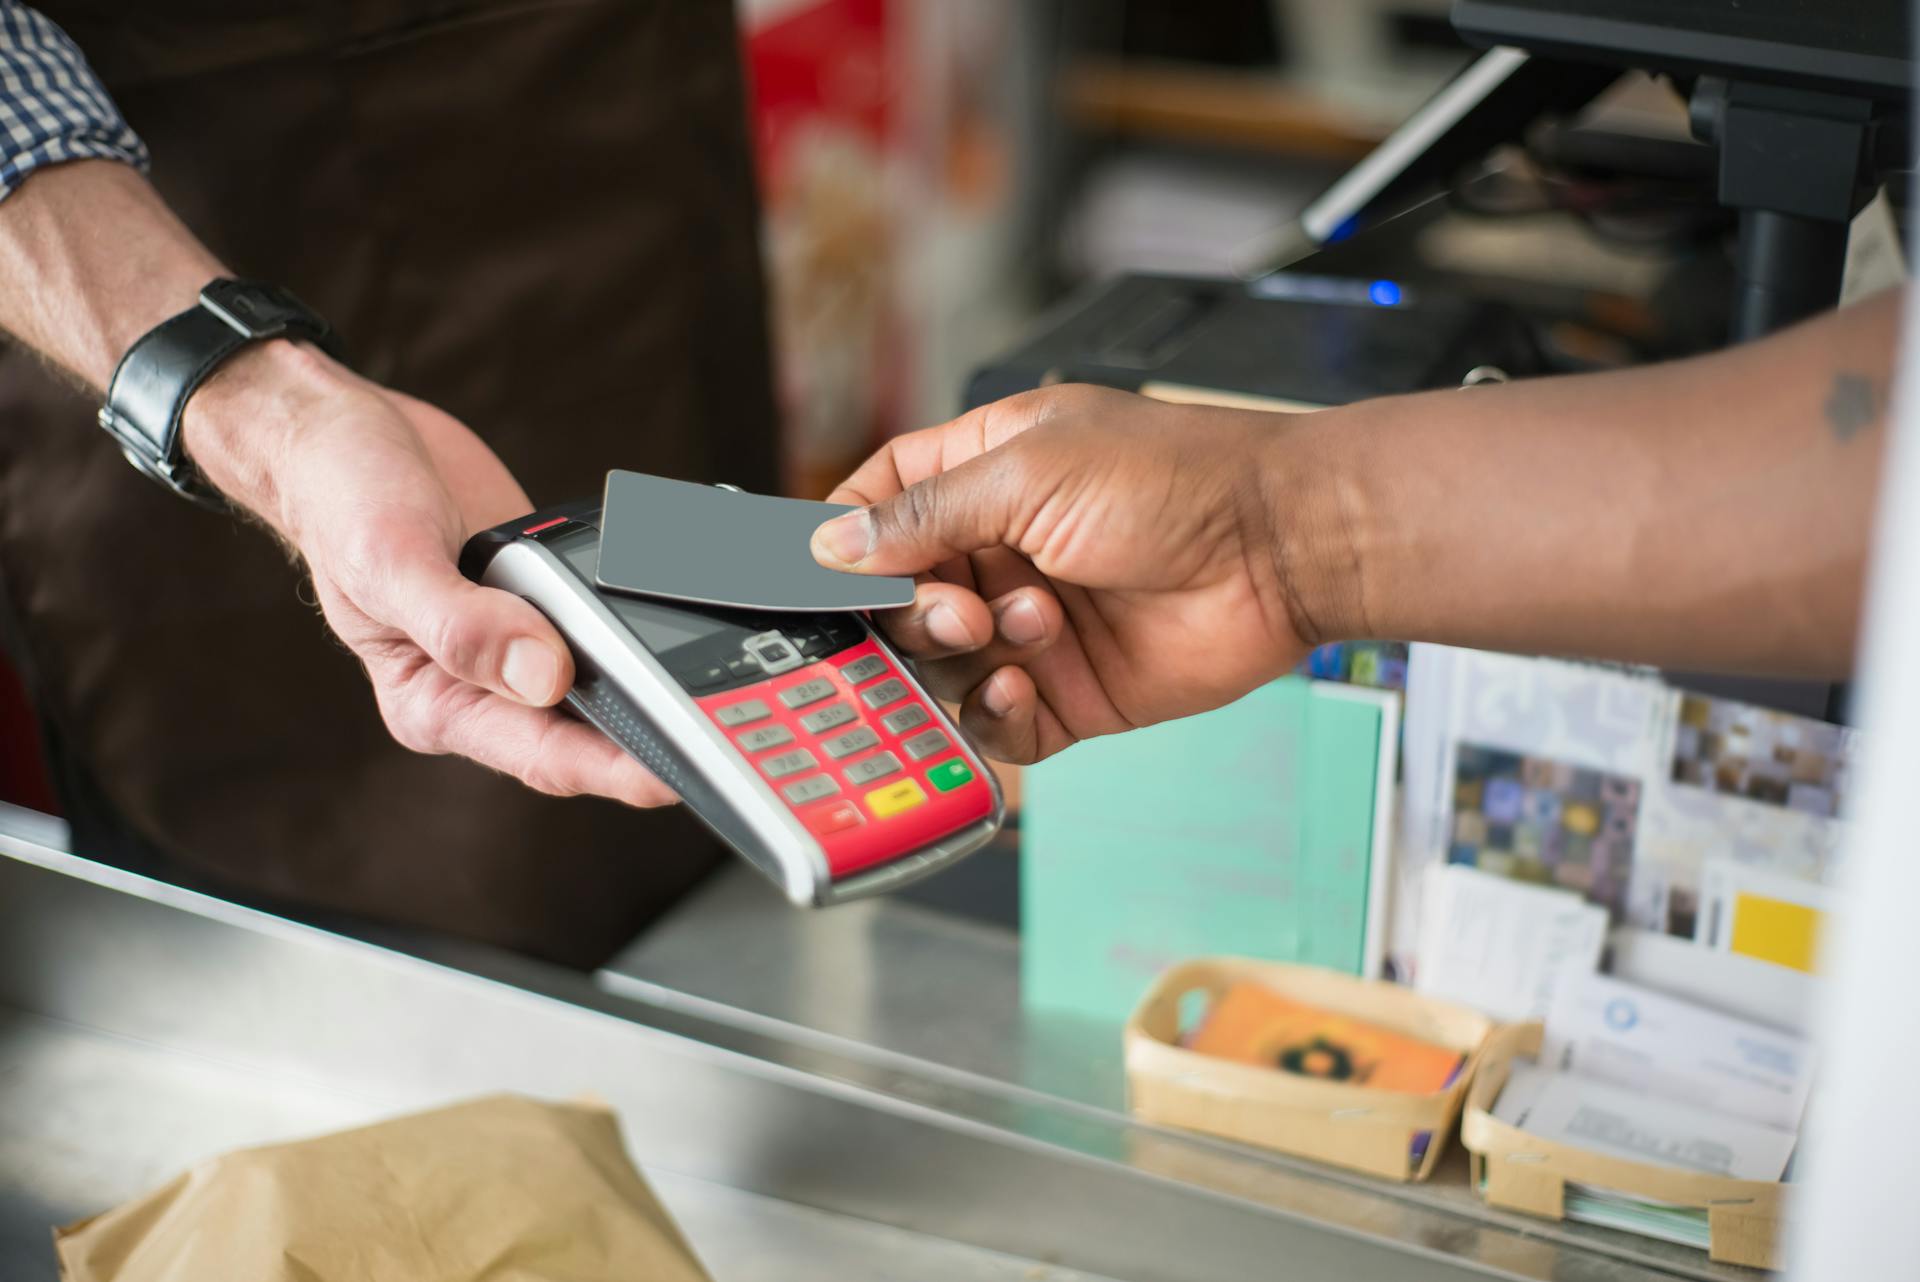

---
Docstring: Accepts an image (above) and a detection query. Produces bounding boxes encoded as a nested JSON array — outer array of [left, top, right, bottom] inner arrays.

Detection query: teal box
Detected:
[[1021, 677, 1394, 1026]]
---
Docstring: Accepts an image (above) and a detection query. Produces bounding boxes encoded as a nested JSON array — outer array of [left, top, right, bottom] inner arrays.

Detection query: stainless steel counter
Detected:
[[1, 840, 1759, 1281], [2, 1007, 1117, 1282], [609, 866, 1778, 1278]]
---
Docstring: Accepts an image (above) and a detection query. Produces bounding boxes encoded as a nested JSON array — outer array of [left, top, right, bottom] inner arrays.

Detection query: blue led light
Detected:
[[1368, 279, 1403, 307], [1326, 215, 1361, 243]]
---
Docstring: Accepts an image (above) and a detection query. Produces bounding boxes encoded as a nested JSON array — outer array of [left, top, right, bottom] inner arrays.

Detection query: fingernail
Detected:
[[812, 510, 873, 568], [926, 602, 972, 650], [981, 673, 1015, 719], [503, 637, 560, 703], [994, 595, 1046, 646]]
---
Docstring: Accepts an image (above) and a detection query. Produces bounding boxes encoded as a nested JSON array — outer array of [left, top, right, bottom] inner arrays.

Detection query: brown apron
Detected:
[[0, 0, 780, 967]]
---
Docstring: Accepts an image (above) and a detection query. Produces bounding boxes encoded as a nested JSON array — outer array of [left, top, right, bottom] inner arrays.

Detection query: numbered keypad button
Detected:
[[901, 728, 952, 762], [736, 724, 795, 753], [779, 678, 835, 709], [844, 752, 902, 786], [782, 775, 841, 805], [881, 704, 930, 736], [821, 726, 881, 760], [860, 678, 909, 710], [715, 699, 771, 727], [762, 748, 817, 779], [800, 702, 858, 735], [839, 655, 889, 685]]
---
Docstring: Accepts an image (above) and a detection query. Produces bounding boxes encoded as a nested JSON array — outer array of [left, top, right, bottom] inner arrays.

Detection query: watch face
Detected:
[[199, 280, 319, 340]]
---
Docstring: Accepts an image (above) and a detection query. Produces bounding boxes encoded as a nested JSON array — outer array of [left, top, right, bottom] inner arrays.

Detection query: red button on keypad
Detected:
[[803, 799, 863, 836]]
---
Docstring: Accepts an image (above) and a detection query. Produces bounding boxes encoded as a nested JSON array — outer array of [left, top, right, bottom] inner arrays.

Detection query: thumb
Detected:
[[358, 523, 576, 706], [811, 452, 1026, 576]]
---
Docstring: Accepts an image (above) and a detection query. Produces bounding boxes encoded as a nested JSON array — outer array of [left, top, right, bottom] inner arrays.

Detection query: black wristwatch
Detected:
[[97, 278, 345, 509]]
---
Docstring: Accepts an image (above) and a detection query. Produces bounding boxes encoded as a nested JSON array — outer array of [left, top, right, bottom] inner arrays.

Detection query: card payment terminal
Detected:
[[460, 502, 1004, 905]]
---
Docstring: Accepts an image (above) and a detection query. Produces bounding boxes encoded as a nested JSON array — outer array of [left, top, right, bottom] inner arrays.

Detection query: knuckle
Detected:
[[420, 606, 485, 679], [1024, 382, 1104, 422], [372, 675, 458, 758], [1009, 385, 1070, 418], [988, 435, 1039, 488], [519, 766, 576, 798], [382, 705, 441, 756], [518, 723, 587, 798], [893, 475, 946, 535]]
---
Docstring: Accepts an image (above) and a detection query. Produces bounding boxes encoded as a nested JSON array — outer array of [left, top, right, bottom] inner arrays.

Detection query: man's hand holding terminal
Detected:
[[184, 341, 673, 808], [0, 161, 670, 808]]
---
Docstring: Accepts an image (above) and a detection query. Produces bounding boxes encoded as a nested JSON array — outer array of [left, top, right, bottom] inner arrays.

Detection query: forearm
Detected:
[[1289, 288, 1900, 677], [0, 159, 355, 534], [0, 159, 223, 390]]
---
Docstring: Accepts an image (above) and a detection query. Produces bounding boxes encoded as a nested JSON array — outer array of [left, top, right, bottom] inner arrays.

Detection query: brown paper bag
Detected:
[[54, 1094, 712, 1282]]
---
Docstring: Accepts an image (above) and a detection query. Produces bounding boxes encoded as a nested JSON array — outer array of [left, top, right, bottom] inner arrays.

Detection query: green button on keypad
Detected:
[[927, 758, 974, 793]]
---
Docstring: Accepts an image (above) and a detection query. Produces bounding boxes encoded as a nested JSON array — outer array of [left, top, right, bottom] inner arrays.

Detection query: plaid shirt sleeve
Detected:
[[0, 0, 148, 202]]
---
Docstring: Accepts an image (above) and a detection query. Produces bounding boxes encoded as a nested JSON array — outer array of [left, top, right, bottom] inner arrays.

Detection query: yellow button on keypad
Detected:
[[864, 777, 927, 819]]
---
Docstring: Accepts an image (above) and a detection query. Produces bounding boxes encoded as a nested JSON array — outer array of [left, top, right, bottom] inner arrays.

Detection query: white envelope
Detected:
[[1495, 1062, 1796, 1181], [1541, 972, 1813, 1132]]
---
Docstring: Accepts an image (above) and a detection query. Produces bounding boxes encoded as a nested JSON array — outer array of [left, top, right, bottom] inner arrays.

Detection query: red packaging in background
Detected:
[[743, 0, 902, 497], [0, 652, 57, 815], [743, 0, 1024, 499]]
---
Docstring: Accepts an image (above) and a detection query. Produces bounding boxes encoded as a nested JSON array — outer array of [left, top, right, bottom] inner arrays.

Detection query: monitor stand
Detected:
[[1693, 78, 1888, 341]]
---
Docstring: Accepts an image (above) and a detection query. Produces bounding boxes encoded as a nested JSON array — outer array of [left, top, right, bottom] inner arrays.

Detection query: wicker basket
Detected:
[[1460, 1021, 1789, 1269], [1124, 957, 1493, 1181]]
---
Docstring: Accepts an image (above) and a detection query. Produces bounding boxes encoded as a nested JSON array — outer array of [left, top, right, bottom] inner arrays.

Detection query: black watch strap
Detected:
[[97, 279, 344, 509]]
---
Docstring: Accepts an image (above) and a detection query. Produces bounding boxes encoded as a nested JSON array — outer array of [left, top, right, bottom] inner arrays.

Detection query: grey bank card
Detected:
[[595, 470, 915, 612]]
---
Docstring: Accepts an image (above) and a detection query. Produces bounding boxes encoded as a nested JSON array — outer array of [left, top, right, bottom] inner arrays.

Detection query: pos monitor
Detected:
[[1454, 0, 1911, 341], [1451, 0, 1911, 100]]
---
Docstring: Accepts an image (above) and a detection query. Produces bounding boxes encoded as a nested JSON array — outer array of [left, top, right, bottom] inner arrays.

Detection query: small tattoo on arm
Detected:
[[1825, 372, 1878, 442]]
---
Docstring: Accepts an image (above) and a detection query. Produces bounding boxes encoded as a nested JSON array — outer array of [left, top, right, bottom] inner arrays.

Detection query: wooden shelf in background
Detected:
[[1058, 57, 1388, 161]]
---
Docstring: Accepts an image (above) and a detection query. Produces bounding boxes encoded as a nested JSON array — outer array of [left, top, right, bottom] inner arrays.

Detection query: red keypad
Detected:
[[694, 638, 993, 878]]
